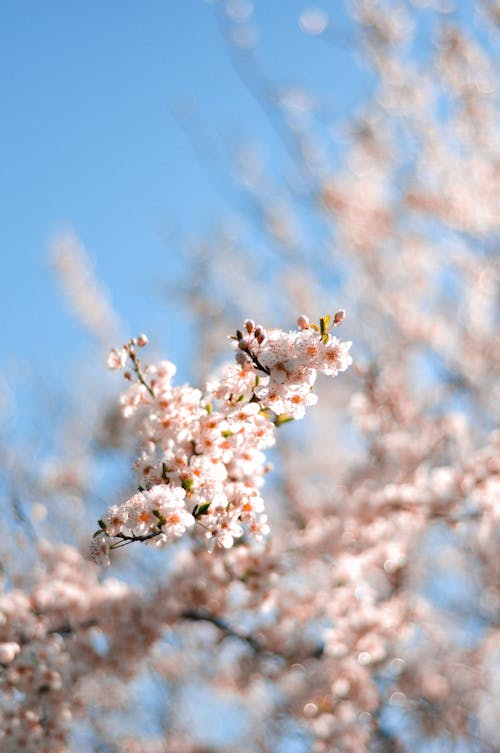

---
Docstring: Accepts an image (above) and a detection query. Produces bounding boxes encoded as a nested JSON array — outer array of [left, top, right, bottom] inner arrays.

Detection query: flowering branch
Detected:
[[91, 313, 352, 565]]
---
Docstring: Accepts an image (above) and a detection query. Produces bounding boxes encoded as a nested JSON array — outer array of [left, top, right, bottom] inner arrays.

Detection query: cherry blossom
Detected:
[[93, 314, 351, 561]]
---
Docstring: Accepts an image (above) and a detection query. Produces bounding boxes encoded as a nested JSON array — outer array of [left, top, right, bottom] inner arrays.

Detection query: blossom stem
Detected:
[[128, 349, 155, 398]]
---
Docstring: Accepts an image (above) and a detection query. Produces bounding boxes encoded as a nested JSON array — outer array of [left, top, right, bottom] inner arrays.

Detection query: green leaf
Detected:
[[152, 509, 167, 526], [98, 519, 107, 531], [236, 329, 243, 340], [162, 462, 169, 480], [310, 323, 320, 332], [137, 484, 145, 492], [205, 403, 213, 414], [275, 414, 294, 427], [182, 478, 194, 492], [93, 530, 104, 538], [222, 430, 233, 438], [197, 502, 211, 516], [236, 394, 245, 402]]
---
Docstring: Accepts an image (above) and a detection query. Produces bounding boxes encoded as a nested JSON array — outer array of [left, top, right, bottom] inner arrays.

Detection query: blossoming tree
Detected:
[[1, 1, 499, 752]]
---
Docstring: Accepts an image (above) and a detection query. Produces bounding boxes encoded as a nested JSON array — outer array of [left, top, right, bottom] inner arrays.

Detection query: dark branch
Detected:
[[181, 609, 263, 653]]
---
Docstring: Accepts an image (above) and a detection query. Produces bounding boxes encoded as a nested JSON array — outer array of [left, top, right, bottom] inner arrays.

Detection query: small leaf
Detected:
[[197, 502, 211, 516], [182, 478, 194, 492], [236, 329, 243, 340], [138, 484, 145, 492], [153, 509, 167, 526], [222, 430, 233, 438], [205, 403, 213, 414], [237, 394, 245, 402], [98, 519, 107, 531], [275, 414, 294, 427], [309, 323, 320, 332], [162, 462, 169, 480], [93, 529, 104, 538]]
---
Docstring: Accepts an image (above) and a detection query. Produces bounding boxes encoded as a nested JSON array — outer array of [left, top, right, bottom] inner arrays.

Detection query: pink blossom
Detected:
[[106, 347, 128, 370]]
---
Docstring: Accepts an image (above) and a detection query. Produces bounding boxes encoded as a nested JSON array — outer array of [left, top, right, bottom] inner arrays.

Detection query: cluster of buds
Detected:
[[237, 319, 266, 348], [234, 320, 271, 374]]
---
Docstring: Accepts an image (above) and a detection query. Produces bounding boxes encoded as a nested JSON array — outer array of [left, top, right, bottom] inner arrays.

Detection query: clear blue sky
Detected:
[[0, 1, 369, 389]]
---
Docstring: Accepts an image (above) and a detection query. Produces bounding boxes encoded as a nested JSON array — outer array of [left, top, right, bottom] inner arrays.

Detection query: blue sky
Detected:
[[1, 0, 367, 392]]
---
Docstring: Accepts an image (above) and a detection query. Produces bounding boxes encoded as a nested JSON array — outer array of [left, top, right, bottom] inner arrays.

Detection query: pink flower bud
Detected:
[[244, 319, 255, 334], [297, 314, 310, 330]]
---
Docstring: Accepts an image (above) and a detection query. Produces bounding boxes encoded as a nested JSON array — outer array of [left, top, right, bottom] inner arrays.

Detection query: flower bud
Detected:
[[137, 333, 149, 347], [244, 319, 255, 334], [297, 314, 310, 330]]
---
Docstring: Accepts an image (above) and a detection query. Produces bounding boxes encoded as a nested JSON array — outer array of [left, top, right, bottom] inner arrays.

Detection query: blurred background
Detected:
[[1, 0, 359, 378], [1, 0, 495, 383]]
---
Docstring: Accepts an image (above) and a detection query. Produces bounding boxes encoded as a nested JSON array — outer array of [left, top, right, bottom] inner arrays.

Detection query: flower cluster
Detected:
[[0, 543, 179, 753], [234, 313, 352, 419], [92, 314, 351, 562]]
